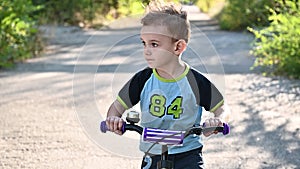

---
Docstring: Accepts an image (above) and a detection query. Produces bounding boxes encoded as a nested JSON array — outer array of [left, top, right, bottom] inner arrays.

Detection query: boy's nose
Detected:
[[144, 47, 151, 56]]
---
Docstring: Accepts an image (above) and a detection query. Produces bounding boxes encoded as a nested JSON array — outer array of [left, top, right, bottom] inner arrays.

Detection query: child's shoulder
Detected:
[[187, 67, 213, 84], [131, 67, 153, 81], [136, 67, 153, 75], [188, 67, 206, 78]]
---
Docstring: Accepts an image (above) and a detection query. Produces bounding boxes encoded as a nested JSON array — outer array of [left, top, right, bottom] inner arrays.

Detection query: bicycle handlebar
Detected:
[[100, 118, 229, 169], [100, 121, 144, 135], [100, 121, 230, 137]]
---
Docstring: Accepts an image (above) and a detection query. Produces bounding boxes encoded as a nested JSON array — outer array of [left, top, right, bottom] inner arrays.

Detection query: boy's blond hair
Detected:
[[141, 1, 191, 43]]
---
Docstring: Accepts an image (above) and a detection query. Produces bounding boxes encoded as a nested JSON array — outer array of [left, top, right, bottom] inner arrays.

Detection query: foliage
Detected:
[[0, 0, 43, 68], [180, 0, 197, 5], [112, 0, 145, 18], [248, 0, 300, 79], [32, 0, 102, 25], [218, 0, 275, 30], [32, 0, 152, 26], [195, 0, 223, 13], [106, 0, 182, 20]]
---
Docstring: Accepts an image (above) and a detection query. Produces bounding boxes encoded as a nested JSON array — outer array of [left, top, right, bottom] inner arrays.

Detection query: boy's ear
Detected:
[[174, 39, 187, 55]]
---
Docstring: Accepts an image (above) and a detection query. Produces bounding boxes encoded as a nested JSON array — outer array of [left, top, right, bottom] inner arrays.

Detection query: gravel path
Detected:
[[0, 6, 299, 169]]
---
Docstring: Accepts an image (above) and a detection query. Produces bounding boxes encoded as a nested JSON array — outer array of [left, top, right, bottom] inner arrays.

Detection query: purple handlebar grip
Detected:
[[121, 122, 126, 133], [100, 121, 126, 134], [100, 121, 108, 133], [222, 123, 230, 135]]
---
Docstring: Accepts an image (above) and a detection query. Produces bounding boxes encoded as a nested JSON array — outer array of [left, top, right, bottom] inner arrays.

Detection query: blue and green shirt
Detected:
[[117, 64, 224, 154]]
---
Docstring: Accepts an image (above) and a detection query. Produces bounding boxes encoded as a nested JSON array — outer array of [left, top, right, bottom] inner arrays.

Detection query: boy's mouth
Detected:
[[145, 59, 154, 62]]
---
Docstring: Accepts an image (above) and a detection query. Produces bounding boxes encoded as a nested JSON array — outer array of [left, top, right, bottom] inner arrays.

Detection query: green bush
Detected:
[[32, 0, 151, 26], [109, 0, 145, 19], [195, 0, 223, 13], [95, 0, 181, 24], [218, 0, 275, 30], [32, 0, 99, 25], [0, 0, 43, 68], [248, 0, 300, 79]]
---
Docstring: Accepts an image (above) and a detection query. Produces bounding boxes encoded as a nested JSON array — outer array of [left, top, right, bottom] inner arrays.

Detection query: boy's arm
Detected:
[[106, 100, 126, 135], [213, 103, 230, 121], [104, 68, 152, 135]]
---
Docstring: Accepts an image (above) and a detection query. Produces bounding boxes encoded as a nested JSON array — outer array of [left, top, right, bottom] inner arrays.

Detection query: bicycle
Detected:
[[100, 111, 230, 169]]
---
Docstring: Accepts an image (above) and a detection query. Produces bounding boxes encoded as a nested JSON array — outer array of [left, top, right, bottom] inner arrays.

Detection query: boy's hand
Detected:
[[106, 116, 124, 135], [203, 118, 223, 137]]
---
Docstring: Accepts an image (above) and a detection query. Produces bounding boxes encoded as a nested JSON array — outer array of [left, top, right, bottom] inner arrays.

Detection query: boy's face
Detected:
[[140, 25, 178, 69]]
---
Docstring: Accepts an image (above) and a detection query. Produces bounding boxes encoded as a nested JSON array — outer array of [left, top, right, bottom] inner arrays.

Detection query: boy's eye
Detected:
[[151, 42, 158, 47], [141, 41, 146, 46], [141, 40, 159, 48]]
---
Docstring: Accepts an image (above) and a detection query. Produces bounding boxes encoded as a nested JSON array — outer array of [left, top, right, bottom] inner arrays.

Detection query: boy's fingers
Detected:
[[106, 117, 116, 130], [204, 118, 223, 137], [205, 118, 222, 127], [105, 118, 111, 130], [118, 120, 123, 130], [113, 118, 119, 131], [114, 130, 122, 135], [106, 116, 124, 134]]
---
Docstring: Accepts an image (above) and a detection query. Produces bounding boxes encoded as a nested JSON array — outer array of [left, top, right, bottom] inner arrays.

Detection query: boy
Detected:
[[105, 2, 227, 169]]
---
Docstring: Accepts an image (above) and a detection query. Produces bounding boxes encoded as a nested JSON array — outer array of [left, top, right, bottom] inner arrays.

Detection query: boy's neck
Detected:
[[155, 61, 186, 80]]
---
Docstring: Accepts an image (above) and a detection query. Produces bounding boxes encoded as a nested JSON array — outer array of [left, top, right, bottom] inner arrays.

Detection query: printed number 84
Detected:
[[149, 94, 183, 119]]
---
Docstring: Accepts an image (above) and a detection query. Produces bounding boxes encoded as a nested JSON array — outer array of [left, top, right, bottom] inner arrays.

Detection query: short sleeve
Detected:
[[118, 68, 152, 109], [187, 69, 224, 112]]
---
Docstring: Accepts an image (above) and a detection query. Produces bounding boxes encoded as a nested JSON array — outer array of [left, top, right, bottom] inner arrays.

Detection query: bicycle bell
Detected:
[[126, 111, 140, 124]]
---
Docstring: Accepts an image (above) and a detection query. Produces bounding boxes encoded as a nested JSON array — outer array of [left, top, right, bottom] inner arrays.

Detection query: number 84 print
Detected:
[[149, 94, 183, 119]]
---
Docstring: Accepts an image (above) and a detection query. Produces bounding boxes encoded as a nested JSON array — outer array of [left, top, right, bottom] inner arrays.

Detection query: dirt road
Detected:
[[1, 6, 299, 169]]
